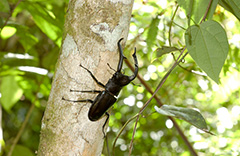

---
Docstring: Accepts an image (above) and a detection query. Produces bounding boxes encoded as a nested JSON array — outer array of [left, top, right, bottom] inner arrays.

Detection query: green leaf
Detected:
[[0, 0, 10, 13], [151, 46, 181, 62], [156, 46, 181, 57], [147, 16, 160, 53], [219, 0, 240, 20], [155, 105, 213, 134], [185, 20, 229, 83], [12, 145, 35, 156], [19, 2, 63, 47], [177, 0, 219, 24], [14, 25, 39, 52], [0, 76, 23, 112], [5, 24, 38, 52]]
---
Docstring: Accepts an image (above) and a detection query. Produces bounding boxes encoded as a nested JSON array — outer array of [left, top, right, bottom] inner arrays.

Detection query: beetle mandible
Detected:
[[62, 38, 138, 136]]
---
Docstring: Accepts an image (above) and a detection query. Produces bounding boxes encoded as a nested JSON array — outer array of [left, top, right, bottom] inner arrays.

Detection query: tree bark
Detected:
[[38, 0, 134, 155]]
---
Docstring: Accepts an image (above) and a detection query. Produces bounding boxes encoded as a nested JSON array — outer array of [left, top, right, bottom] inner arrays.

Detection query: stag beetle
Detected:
[[62, 38, 138, 136]]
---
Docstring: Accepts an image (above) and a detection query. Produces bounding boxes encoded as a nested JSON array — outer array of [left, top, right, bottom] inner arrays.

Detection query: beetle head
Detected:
[[113, 71, 133, 87]]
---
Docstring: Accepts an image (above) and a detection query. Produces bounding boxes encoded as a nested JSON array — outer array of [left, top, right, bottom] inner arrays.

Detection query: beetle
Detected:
[[62, 38, 138, 136]]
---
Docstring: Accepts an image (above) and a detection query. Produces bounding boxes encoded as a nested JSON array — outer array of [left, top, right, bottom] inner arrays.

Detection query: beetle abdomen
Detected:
[[88, 91, 116, 121]]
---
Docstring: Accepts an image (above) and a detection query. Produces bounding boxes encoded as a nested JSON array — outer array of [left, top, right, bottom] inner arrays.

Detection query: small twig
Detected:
[[125, 55, 197, 156], [171, 52, 206, 77], [128, 48, 189, 155], [168, 5, 179, 47], [201, 0, 214, 24], [7, 78, 43, 156], [172, 22, 186, 30], [7, 103, 35, 156], [121, 1, 216, 155], [0, 0, 22, 34], [112, 113, 139, 156], [168, 116, 197, 156]]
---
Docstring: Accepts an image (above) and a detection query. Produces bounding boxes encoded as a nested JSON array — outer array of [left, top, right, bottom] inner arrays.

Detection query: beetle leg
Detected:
[[62, 97, 93, 103], [117, 38, 127, 72], [70, 89, 101, 94], [80, 64, 105, 88], [102, 112, 109, 138], [129, 47, 138, 81]]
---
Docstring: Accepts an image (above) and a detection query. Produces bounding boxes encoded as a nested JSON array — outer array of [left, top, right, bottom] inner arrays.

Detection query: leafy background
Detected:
[[0, 0, 240, 155]]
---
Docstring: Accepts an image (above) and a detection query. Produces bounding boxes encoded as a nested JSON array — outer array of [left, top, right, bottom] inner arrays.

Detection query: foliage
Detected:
[[155, 105, 213, 135], [1, 0, 240, 156], [185, 20, 229, 83], [0, 0, 67, 155]]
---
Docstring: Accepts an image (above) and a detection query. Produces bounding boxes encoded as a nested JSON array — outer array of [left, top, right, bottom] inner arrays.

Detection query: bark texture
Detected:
[[38, 0, 134, 155]]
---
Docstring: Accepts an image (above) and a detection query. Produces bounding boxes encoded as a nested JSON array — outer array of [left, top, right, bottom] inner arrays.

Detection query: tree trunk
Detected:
[[38, 0, 134, 155]]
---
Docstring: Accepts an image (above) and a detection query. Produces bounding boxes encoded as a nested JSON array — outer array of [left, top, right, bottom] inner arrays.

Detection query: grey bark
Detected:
[[38, 0, 134, 155]]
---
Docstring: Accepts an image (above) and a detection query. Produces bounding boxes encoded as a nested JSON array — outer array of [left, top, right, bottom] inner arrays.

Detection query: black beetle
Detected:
[[62, 38, 138, 136]]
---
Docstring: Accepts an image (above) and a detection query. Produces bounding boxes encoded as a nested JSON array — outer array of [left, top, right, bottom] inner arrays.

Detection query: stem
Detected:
[[201, 0, 214, 24], [7, 78, 43, 156], [169, 116, 197, 156], [112, 113, 139, 156], [7, 103, 35, 156], [0, 0, 22, 34], [168, 5, 179, 47], [125, 48, 197, 156]]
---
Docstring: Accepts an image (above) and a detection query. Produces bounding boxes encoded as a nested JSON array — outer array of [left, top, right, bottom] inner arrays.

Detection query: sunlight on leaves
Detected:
[[20, 2, 62, 47], [0, 26, 17, 39], [14, 25, 39, 52], [0, 76, 23, 112]]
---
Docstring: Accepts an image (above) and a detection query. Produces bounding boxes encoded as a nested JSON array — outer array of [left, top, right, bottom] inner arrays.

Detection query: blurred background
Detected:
[[0, 0, 240, 155]]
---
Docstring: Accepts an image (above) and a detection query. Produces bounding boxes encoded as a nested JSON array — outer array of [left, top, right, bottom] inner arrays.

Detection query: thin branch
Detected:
[[168, 5, 179, 47], [125, 60, 163, 106], [116, 1, 216, 155], [171, 52, 206, 77], [201, 0, 214, 24], [7, 78, 43, 156], [7, 104, 35, 156], [125, 49, 197, 156], [128, 50, 184, 155], [112, 113, 139, 156], [0, 0, 22, 34], [172, 22, 186, 30]]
